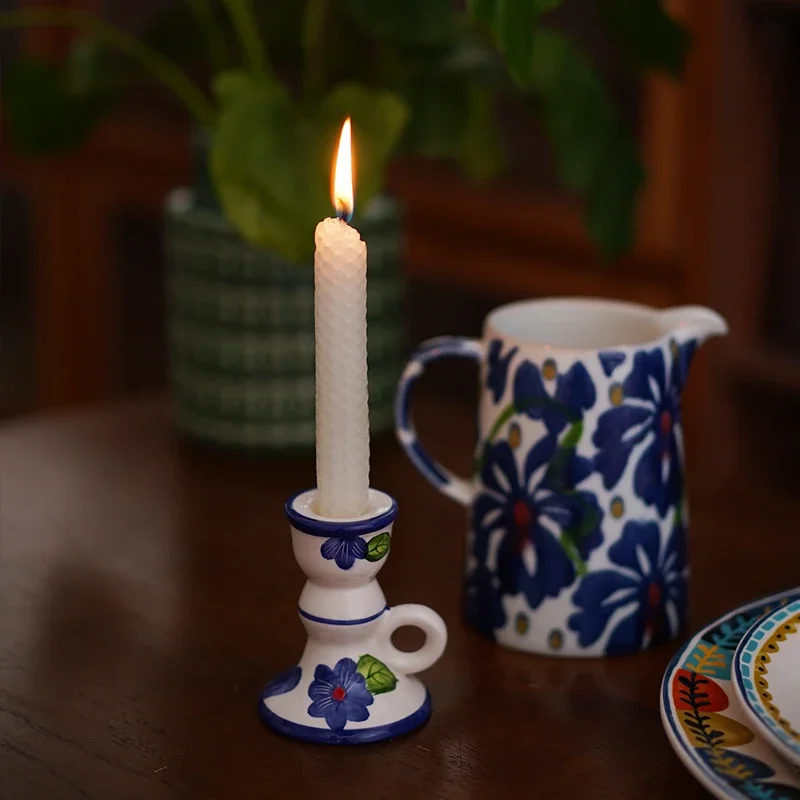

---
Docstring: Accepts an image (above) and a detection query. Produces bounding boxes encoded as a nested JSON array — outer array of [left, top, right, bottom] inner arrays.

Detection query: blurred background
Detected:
[[0, 0, 797, 484]]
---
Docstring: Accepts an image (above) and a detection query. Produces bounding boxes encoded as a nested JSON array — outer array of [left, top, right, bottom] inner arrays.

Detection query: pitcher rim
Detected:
[[485, 296, 693, 354]]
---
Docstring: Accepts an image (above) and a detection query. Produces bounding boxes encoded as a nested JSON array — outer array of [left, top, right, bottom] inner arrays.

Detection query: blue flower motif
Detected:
[[513, 360, 596, 434], [486, 339, 518, 403], [307, 657, 374, 731], [568, 519, 687, 654], [473, 437, 603, 614], [599, 351, 626, 377], [592, 343, 696, 517], [263, 665, 302, 698], [320, 536, 368, 570], [464, 564, 506, 640]]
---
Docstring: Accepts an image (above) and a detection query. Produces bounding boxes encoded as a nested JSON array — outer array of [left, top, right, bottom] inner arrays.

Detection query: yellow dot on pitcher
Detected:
[[609, 383, 623, 406], [515, 613, 529, 634], [611, 497, 625, 518], [543, 359, 557, 381], [549, 629, 563, 650], [509, 422, 522, 450]]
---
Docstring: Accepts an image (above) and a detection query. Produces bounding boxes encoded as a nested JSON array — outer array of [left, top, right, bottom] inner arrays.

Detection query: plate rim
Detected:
[[660, 587, 800, 800], [733, 597, 800, 767]]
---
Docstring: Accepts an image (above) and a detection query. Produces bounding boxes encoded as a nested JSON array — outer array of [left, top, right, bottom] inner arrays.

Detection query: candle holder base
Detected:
[[259, 488, 447, 746], [259, 674, 432, 745]]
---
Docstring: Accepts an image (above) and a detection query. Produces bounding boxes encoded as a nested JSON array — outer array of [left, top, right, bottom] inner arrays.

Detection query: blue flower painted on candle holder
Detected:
[[592, 342, 696, 517], [307, 657, 374, 731], [320, 536, 368, 570], [568, 519, 688, 655], [486, 339, 519, 403], [262, 665, 302, 698], [512, 360, 596, 435], [472, 434, 603, 616]]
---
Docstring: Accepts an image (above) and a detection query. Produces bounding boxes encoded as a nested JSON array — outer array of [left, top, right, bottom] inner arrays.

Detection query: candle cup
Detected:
[[259, 488, 447, 745]]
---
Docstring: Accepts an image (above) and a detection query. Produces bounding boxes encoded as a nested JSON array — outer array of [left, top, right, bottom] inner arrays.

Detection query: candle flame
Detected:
[[332, 118, 354, 222]]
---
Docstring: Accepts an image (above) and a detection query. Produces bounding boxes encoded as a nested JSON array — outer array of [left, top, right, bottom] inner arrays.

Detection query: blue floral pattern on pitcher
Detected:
[[394, 300, 726, 656], [593, 342, 696, 517], [464, 340, 695, 651], [486, 339, 518, 403], [568, 518, 688, 654], [470, 435, 604, 616], [513, 360, 596, 434]]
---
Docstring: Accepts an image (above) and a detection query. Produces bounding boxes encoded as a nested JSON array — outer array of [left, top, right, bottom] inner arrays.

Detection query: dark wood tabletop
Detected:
[[1, 391, 796, 800]]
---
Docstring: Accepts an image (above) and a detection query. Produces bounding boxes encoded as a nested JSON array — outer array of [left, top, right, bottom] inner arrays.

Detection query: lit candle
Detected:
[[314, 118, 369, 518]]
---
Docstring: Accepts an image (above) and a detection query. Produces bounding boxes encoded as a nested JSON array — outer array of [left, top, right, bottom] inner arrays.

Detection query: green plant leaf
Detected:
[[211, 70, 309, 260], [3, 57, 115, 154], [467, 0, 564, 87], [365, 532, 391, 562], [356, 654, 398, 695], [341, 0, 456, 46], [141, 0, 212, 65], [317, 83, 410, 216], [467, 0, 495, 24], [211, 72, 408, 261], [529, 30, 644, 257], [459, 86, 505, 180], [598, 0, 689, 77], [495, 0, 538, 86]]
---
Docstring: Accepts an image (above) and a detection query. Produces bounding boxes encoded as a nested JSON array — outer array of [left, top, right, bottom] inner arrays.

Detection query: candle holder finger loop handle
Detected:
[[395, 337, 483, 506], [377, 603, 448, 676]]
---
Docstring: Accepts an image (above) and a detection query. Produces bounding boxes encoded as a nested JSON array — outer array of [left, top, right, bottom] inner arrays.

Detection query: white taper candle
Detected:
[[314, 215, 369, 518]]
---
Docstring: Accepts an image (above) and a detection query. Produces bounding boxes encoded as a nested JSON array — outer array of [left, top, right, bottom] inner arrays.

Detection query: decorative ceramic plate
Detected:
[[734, 598, 800, 768], [661, 589, 800, 800]]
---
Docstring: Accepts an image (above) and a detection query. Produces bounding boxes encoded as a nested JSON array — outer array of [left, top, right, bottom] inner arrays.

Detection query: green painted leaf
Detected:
[[560, 420, 584, 450], [356, 654, 398, 695], [598, 0, 689, 77], [365, 532, 391, 562], [530, 29, 644, 257]]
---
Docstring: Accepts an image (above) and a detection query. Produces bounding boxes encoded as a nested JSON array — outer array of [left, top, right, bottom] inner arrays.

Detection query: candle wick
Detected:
[[335, 209, 350, 225]]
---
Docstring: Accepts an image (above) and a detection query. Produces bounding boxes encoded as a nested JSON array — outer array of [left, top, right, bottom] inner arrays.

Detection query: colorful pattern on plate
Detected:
[[735, 599, 800, 766], [661, 589, 800, 800]]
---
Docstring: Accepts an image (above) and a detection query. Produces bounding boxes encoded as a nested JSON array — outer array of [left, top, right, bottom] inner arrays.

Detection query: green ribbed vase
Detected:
[[164, 188, 405, 453]]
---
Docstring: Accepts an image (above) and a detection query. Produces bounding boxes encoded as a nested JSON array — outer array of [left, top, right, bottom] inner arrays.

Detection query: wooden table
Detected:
[[1, 393, 796, 799]]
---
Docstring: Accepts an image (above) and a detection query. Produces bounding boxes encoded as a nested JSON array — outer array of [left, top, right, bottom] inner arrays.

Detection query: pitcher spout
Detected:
[[658, 305, 728, 345]]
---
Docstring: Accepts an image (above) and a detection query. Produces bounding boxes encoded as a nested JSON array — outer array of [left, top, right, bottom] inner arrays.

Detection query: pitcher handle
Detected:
[[376, 604, 448, 676], [395, 336, 483, 507]]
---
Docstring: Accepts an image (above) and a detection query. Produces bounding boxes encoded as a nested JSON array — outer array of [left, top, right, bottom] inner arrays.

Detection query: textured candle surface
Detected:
[[314, 217, 369, 518]]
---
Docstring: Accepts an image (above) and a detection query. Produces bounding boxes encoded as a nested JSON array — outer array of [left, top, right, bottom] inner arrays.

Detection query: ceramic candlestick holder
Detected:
[[259, 488, 447, 745]]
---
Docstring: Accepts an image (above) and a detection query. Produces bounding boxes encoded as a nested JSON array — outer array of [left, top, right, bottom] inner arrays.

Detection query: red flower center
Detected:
[[332, 686, 346, 702], [512, 500, 533, 553], [644, 581, 663, 637], [648, 581, 662, 608], [660, 411, 673, 459]]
